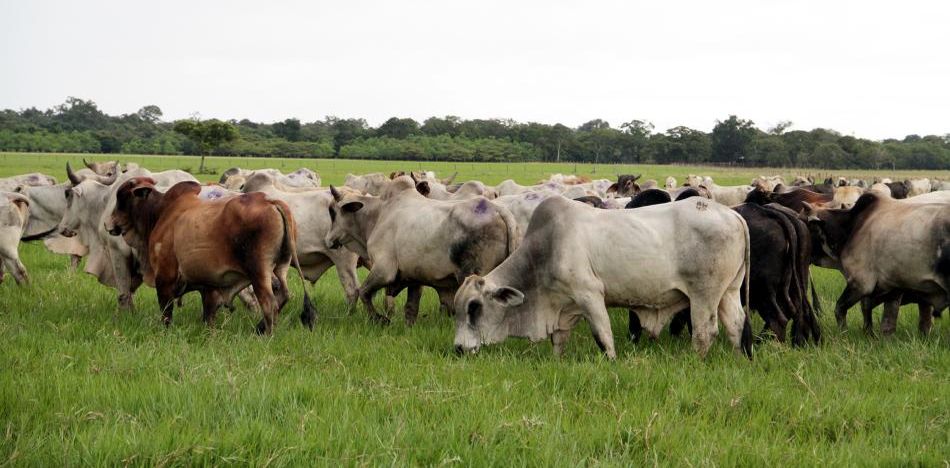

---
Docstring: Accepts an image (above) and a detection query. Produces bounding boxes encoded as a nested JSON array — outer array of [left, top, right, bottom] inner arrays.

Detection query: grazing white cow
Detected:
[[0, 192, 31, 285], [325, 176, 520, 325], [453, 196, 752, 359]]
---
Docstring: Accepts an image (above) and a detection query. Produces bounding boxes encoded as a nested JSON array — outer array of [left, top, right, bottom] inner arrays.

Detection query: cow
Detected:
[[751, 175, 785, 192], [628, 191, 821, 347], [803, 193, 950, 334], [325, 176, 519, 325], [343, 172, 392, 196], [240, 171, 360, 305], [0, 173, 57, 192], [79, 159, 139, 178], [15, 183, 88, 269], [744, 187, 834, 213], [605, 174, 641, 197], [59, 167, 196, 309], [625, 188, 670, 208], [683, 177, 751, 206], [66, 162, 119, 187], [221, 168, 320, 191], [0, 192, 31, 285], [832, 186, 864, 209], [452, 196, 752, 359], [106, 178, 316, 333], [932, 180, 950, 192], [904, 178, 932, 197], [417, 179, 496, 201], [490, 191, 562, 240], [665, 176, 677, 190], [792, 176, 814, 187]]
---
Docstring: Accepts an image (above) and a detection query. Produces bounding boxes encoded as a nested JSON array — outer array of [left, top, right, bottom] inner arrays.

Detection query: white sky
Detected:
[[1, 0, 948, 140]]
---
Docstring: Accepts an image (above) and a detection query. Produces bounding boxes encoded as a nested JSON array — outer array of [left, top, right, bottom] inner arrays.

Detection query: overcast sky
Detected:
[[1, 0, 947, 140]]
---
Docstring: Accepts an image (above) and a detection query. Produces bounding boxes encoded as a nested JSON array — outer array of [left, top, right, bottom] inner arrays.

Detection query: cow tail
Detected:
[[274, 202, 318, 330], [494, 202, 521, 256], [736, 210, 753, 359]]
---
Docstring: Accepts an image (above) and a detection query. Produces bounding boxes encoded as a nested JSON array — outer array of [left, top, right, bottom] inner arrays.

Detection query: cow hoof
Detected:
[[370, 313, 391, 326], [255, 320, 268, 335]]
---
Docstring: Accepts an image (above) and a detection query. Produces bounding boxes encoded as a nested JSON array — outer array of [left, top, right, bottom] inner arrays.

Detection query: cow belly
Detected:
[[176, 247, 243, 287]]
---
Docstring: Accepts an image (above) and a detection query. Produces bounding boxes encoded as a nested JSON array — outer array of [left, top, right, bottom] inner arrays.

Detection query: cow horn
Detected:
[[329, 185, 342, 202], [442, 172, 458, 185], [96, 169, 119, 185], [83, 158, 96, 170], [66, 162, 82, 185], [632, 173, 642, 181]]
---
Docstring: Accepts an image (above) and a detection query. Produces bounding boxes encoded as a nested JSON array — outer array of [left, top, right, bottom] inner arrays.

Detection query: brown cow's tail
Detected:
[[274, 202, 318, 330], [494, 202, 521, 256]]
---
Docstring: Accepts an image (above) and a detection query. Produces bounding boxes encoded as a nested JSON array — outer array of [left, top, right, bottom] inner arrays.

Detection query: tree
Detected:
[[711, 115, 758, 163], [272, 118, 302, 141], [136, 105, 163, 123], [376, 117, 420, 139], [327, 117, 368, 155], [620, 120, 654, 163], [768, 120, 793, 135], [421, 116, 461, 137], [173, 119, 238, 173]]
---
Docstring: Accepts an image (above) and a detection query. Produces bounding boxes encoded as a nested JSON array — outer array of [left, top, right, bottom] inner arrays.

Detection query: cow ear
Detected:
[[416, 181, 430, 196], [606, 183, 618, 194], [341, 201, 364, 213], [132, 186, 153, 199], [490, 286, 524, 307]]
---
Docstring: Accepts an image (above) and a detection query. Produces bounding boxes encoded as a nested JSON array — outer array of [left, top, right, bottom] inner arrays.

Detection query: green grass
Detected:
[[1, 153, 948, 465]]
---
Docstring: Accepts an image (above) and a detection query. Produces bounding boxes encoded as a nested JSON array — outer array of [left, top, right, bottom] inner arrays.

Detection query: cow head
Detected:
[[606, 174, 641, 197], [326, 185, 374, 257], [66, 162, 119, 186], [107, 177, 158, 243], [83, 159, 121, 178], [453, 274, 525, 354], [802, 194, 880, 267]]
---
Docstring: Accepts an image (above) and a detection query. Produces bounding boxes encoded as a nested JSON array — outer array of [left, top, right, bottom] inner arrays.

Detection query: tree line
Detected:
[[0, 97, 947, 169]]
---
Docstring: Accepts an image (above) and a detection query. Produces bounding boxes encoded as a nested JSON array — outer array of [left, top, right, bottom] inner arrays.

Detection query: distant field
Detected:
[[1, 152, 948, 465], [1, 151, 948, 186]]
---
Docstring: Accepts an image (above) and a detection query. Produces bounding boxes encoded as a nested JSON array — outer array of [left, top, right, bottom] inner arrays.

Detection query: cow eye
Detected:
[[467, 301, 482, 323], [328, 206, 336, 222]]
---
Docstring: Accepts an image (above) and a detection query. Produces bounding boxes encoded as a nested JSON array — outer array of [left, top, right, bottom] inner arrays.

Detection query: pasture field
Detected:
[[1, 152, 948, 465]]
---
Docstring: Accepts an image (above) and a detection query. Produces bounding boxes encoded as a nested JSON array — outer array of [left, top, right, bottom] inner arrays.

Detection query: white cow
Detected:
[[453, 196, 752, 359], [0, 192, 31, 285]]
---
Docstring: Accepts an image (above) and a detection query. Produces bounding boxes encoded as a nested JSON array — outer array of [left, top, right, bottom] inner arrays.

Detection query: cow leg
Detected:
[[628, 309, 642, 343], [236, 287, 260, 313], [880, 296, 902, 336], [689, 301, 719, 359], [383, 283, 405, 317], [669, 309, 691, 337], [0, 261, 5, 284], [437, 288, 456, 317], [200, 290, 224, 327], [918, 303, 934, 335], [719, 291, 752, 358], [834, 283, 866, 331], [860, 297, 875, 335], [156, 283, 176, 327], [551, 329, 573, 357], [579, 298, 615, 359], [358, 264, 396, 325], [2, 257, 29, 285], [404, 285, 423, 326], [252, 272, 279, 335], [69, 254, 81, 272], [328, 250, 360, 308]]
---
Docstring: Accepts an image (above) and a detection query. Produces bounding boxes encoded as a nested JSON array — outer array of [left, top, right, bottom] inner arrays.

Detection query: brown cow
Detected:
[[107, 177, 316, 334]]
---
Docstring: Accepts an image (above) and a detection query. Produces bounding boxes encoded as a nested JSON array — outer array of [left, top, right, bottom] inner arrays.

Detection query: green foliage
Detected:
[[0, 98, 948, 169], [172, 119, 238, 155]]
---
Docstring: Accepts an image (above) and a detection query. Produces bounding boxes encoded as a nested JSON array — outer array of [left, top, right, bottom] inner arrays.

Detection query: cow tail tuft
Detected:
[[739, 210, 753, 359], [274, 202, 317, 329]]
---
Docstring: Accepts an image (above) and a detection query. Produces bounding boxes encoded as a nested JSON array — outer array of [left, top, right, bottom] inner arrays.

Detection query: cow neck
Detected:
[[487, 235, 555, 341], [824, 194, 881, 257], [134, 191, 168, 250], [351, 197, 381, 251]]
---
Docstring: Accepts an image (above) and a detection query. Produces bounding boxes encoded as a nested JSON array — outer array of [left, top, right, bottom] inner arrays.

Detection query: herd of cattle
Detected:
[[1, 160, 948, 359]]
